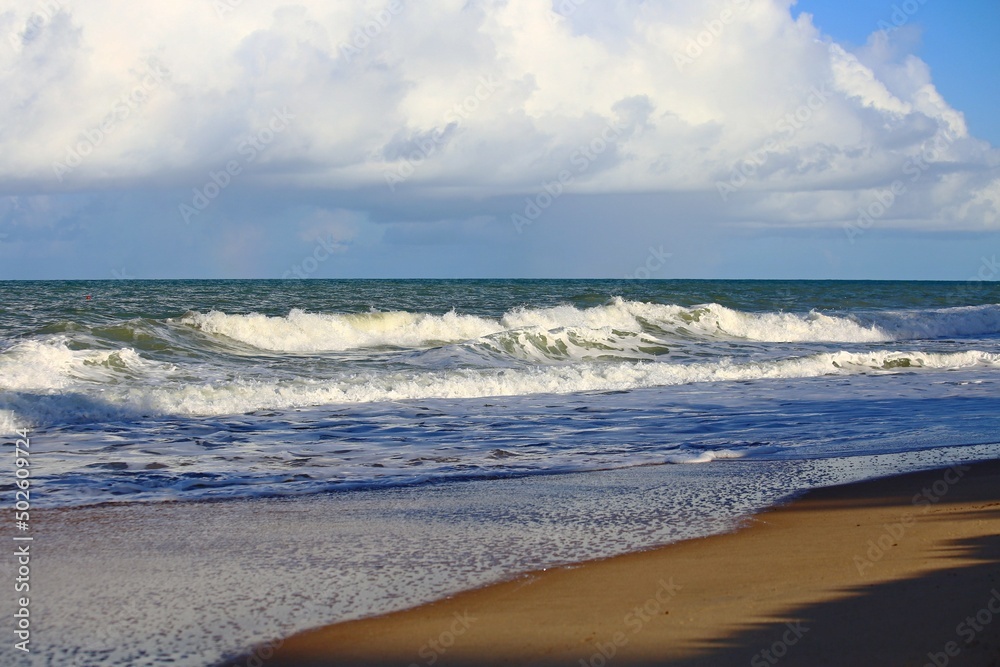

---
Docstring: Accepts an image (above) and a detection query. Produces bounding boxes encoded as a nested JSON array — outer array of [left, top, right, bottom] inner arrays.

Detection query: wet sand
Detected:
[[237, 460, 1000, 667]]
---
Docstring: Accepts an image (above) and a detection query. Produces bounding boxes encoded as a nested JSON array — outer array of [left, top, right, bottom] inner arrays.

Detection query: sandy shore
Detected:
[[233, 460, 1000, 667]]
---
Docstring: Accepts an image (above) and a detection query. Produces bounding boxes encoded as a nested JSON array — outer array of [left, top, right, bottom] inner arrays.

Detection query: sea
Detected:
[[2, 279, 1000, 665]]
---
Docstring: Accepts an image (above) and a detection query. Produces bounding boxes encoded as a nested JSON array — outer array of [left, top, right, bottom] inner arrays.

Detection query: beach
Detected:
[[14, 445, 1000, 666], [234, 460, 1000, 667], [3, 0, 998, 660], [3, 279, 1000, 665]]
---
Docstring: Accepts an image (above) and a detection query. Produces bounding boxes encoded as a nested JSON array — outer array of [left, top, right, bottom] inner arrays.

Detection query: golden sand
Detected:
[[233, 461, 1000, 667]]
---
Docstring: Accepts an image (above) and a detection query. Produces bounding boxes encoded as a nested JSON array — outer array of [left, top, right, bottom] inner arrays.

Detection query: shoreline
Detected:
[[230, 460, 1000, 667], [19, 445, 1000, 666]]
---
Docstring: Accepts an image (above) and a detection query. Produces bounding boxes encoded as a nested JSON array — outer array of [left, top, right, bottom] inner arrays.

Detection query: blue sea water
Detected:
[[2, 279, 999, 507], [4, 279, 1000, 666]]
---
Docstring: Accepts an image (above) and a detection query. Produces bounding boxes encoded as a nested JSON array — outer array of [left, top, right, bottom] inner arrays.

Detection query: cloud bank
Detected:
[[0, 0, 998, 278]]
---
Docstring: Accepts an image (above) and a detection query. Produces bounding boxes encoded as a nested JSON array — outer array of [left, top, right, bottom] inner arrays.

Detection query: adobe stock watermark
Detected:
[[239, 634, 286, 667], [408, 610, 475, 667], [623, 246, 672, 280], [111, 266, 135, 280], [52, 61, 172, 182], [548, 0, 587, 25], [950, 253, 999, 302], [673, 0, 752, 72], [384, 75, 501, 191], [853, 464, 969, 576], [223, 628, 292, 667], [969, 255, 999, 282], [12, 427, 33, 654], [603, 244, 673, 297], [511, 118, 627, 234], [750, 622, 809, 667], [7, 0, 62, 51], [878, 0, 930, 37], [578, 578, 682, 667], [178, 107, 295, 224], [212, 0, 243, 18], [716, 84, 831, 202], [844, 127, 957, 244], [923, 589, 1000, 667], [339, 0, 406, 62], [282, 235, 345, 279]]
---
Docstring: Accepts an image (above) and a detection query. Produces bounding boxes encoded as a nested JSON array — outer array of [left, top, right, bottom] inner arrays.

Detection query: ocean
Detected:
[[3, 279, 1000, 507], [3, 279, 1000, 665]]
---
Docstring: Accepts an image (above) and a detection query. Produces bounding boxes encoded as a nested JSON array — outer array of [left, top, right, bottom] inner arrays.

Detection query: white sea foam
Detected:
[[179, 309, 502, 352], [473, 327, 669, 363], [4, 343, 997, 428], [664, 449, 763, 464], [0, 338, 183, 430], [176, 301, 1000, 353], [4, 300, 999, 430], [675, 303, 887, 342], [0, 338, 175, 391]]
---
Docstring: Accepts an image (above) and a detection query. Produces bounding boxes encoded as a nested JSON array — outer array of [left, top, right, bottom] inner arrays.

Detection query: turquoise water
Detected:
[[1, 279, 998, 506]]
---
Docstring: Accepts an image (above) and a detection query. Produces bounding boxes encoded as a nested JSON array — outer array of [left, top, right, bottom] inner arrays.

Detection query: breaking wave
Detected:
[[177, 301, 1000, 354], [3, 337, 998, 428]]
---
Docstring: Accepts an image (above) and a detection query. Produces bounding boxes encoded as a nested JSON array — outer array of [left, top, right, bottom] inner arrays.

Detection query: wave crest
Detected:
[[176, 301, 1000, 354], [3, 346, 998, 429], [179, 309, 501, 352]]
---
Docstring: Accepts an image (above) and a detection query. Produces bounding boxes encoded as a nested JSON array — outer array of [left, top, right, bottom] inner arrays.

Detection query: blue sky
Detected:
[[795, 0, 1000, 146], [0, 0, 998, 280]]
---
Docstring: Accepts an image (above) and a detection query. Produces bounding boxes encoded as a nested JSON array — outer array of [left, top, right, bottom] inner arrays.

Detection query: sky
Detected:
[[0, 0, 998, 280]]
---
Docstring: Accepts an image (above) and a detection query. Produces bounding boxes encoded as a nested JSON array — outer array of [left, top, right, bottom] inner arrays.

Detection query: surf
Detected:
[[174, 300, 1000, 354], [3, 341, 998, 429]]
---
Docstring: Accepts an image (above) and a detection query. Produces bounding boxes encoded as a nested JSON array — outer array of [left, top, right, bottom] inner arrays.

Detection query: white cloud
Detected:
[[0, 0, 997, 232], [829, 43, 912, 116]]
